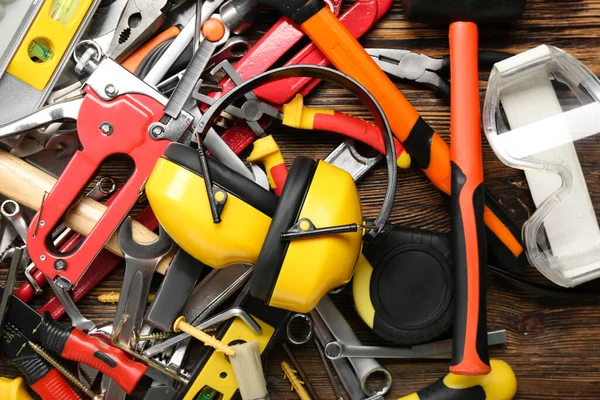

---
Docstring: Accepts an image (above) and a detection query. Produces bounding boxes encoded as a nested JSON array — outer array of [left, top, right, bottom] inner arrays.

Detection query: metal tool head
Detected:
[[118, 217, 173, 260], [286, 313, 313, 345], [402, 0, 527, 24], [108, 0, 169, 62], [367, 48, 444, 80]]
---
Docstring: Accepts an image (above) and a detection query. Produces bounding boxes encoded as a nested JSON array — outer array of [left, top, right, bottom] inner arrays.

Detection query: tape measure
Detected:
[[353, 225, 454, 345]]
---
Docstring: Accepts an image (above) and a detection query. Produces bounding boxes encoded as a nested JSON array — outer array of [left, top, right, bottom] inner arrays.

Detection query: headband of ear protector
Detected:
[[147, 65, 397, 313]]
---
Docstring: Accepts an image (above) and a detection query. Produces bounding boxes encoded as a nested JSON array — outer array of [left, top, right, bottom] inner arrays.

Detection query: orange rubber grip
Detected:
[[448, 22, 490, 376], [122, 26, 181, 73], [299, 7, 523, 264]]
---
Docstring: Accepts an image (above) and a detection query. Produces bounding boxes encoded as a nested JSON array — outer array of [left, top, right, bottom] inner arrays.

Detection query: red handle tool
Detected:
[[216, 0, 391, 156], [40, 313, 147, 394], [207, 0, 344, 105], [12, 355, 81, 400], [255, 0, 393, 104], [38, 207, 158, 319], [26, 90, 172, 285], [16, 206, 158, 320], [449, 22, 490, 376]]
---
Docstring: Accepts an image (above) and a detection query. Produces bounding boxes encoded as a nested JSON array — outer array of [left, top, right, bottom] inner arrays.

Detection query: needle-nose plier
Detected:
[[366, 48, 512, 102]]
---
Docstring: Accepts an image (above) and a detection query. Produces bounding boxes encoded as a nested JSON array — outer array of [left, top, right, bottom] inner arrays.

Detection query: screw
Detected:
[[28, 341, 98, 399], [39, 220, 45, 227], [151, 125, 164, 137], [99, 122, 113, 135], [39, 255, 46, 261], [104, 84, 117, 97], [54, 259, 67, 271], [131, 331, 172, 347]]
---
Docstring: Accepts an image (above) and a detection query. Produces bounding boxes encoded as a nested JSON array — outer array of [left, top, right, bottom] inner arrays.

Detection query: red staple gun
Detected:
[[0, 49, 194, 287]]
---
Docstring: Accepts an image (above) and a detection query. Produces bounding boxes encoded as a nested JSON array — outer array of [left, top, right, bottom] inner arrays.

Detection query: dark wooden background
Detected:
[[3, 0, 600, 398]]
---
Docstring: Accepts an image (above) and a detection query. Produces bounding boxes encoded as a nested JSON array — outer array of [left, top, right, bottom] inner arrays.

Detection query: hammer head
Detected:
[[402, 0, 526, 24]]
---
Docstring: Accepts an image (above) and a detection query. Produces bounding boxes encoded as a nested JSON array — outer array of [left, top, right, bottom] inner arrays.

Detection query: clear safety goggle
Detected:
[[483, 45, 600, 287]]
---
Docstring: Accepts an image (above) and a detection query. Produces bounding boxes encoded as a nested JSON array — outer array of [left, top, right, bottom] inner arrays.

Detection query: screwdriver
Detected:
[[399, 359, 517, 400], [0, 377, 35, 400]]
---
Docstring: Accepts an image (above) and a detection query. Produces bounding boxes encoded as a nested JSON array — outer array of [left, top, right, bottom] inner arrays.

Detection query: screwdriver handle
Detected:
[[399, 360, 517, 400], [0, 377, 34, 400], [40, 313, 147, 394], [11, 354, 81, 400], [448, 22, 489, 376], [247, 135, 288, 195]]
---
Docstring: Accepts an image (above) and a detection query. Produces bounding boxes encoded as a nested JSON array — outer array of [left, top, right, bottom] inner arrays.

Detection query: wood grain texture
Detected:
[[2, 0, 600, 398]]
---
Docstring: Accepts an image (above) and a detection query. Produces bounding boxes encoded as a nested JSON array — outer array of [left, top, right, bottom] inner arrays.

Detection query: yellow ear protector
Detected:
[[146, 143, 278, 268], [192, 65, 398, 314]]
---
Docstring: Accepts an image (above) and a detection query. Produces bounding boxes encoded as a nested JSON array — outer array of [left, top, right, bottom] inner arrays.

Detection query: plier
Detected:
[[108, 0, 187, 62], [196, 62, 410, 195], [366, 48, 512, 103]]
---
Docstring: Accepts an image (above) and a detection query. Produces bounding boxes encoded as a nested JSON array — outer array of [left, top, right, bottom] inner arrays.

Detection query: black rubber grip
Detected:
[[402, 0, 526, 24], [145, 249, 205, 331], [417, 377, 486, 399], [11, 354, 52, 385], [231, 0, 326, 25], [450, 163, 489, 370], [40, 312, 72, 355]]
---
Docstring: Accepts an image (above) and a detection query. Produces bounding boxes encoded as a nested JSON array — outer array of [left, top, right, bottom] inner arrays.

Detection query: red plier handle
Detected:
[[247, 94, 411, 195]]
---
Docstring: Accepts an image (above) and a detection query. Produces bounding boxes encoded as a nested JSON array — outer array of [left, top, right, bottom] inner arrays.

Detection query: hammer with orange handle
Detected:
[[401, 0, 526, 376], [217, 0, 526, 277]]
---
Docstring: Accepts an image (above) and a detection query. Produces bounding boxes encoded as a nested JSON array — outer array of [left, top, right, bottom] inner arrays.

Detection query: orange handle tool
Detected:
[[122, 26, 181, 74], [297, 6, 524, 273], [448, 22, 490, 376]]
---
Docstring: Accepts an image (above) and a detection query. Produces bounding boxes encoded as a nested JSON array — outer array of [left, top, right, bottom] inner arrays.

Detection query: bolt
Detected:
[[40, 255, 46, 261], [54, 259, 67, 271], [105, 84, 117, 97], [39, 220, 45, 227], [99, 122, 113, 135], [151, 125, 164, 137]]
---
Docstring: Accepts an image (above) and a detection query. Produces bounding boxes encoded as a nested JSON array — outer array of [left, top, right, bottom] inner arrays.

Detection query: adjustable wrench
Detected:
[[104, 216, 173, 399]]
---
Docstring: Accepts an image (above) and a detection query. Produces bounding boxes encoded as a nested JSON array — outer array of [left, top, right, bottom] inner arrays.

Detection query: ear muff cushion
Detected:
[[163, 143, 278, 217], [250, 156, 318, 302]]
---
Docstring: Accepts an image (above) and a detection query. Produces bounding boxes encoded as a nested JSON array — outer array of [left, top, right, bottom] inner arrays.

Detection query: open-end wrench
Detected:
[[104, 216, 173, 399], [0, 200, 28, 244], [310, 309, 365, 400], [324, 330, 508, 360]]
